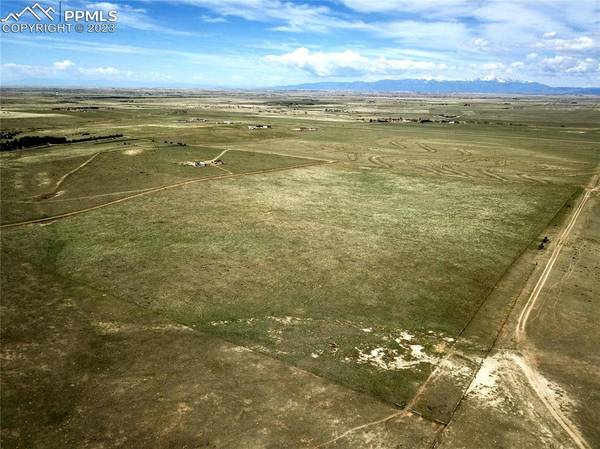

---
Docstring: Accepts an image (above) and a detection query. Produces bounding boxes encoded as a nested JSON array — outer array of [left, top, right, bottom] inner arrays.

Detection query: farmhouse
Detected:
[[248, 124, 272, 130]]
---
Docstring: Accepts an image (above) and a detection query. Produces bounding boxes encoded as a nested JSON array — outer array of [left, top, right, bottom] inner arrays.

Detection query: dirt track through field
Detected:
[[206, 148, 230, 162], [35, 152, 100, 200], [510, 172, 598, 449], [295, 170, 598, 449], [310, 365, 446, 449], [1, 160, 335, 229], [515, 172, 598, 342], [423, 171, 598, 449], [189, 145, 334, 163], [508, 172, 598, 449]]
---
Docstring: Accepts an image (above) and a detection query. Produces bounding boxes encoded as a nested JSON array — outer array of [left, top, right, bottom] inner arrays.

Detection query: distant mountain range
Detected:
[[275, 79, 600, 95], [3, 78, 599, 94]]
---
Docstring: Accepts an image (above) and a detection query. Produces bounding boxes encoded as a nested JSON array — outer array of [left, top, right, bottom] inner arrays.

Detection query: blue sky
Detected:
[[1, 0, 599, 87]]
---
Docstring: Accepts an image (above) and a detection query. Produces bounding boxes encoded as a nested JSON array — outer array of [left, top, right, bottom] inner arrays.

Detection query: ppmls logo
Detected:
[[1, 2, 118, 34], [1, 3, 55, 22]]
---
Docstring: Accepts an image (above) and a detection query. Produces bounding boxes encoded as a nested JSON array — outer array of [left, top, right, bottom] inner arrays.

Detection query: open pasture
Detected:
[[1, 90, 599, 448]]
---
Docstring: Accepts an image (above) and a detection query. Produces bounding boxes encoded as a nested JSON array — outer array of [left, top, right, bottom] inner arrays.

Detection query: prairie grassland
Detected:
[[1, 91, 599, 447]]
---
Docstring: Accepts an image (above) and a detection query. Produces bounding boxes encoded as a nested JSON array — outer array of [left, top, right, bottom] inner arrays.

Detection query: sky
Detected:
[[0, 0, 599, 87]]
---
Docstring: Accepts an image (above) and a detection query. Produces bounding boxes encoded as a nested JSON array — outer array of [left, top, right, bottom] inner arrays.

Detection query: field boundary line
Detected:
[[515, 173, 598, 342], [510, 171, 598, 449], [431, 171, 598, 449], [307, 183, 585, 449], [1, 160, 335, 229], [310, 350, 447, 449], [6, 250, 416, 449], [310, 411, 405, 449], [451, 185, 582, 342]]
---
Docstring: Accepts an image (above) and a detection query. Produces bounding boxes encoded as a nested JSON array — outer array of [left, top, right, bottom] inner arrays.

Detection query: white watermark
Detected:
[[1, 2, 118, 33]]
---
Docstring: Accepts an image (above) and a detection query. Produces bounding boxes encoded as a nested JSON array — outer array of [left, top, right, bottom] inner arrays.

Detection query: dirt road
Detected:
[[1, 160, 335, 229], [512, 172, 598, 449], [35, 152, 100, 200]]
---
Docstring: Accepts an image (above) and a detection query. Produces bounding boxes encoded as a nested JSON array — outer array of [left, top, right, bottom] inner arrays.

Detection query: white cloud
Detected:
[[174, 0, 347, 33], [370, 20, 468, 48], [265, 47, 365, 76], [338, 0, 598, 61], [88, 2, 199, 36], [0, 63, 46, 78], [472, 38, 489, 48], [53, 59, 74, 70], [536, 35, 597, 51], [77, 66, 131, 76], [538, 55, 599, 73], [200, 15, 227, 23], [265, 47, 445, 77], [340, 0, 472, 16]]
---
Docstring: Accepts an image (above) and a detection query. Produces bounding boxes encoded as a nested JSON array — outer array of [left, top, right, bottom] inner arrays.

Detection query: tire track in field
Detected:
[[455, 148, 472, 156], [518, 173, 551, 185], [1, 160, 335, 229], [438, 165, 471, 178], [409, 164, 445, 176], [418, 143, 438, 153], [480, 168, 509, 182], [368, 155, 392, 168], [390, 140, 407, 149], [410, 164, 466, 178]]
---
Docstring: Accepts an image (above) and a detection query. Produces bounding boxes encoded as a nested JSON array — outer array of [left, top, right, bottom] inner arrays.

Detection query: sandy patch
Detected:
[[395, 331, 414, 342], [466, 352, 576, 414], [123, 148, 144, 156], [354, 343, 439, 371], [467, 354, 501, 401]]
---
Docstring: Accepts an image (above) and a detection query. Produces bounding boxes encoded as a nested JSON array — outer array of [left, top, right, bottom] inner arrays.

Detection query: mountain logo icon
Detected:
[[1, 3, 55, 22]]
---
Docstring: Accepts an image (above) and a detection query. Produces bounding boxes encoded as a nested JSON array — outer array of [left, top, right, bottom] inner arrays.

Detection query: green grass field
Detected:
[[1, 90, 599, 447]]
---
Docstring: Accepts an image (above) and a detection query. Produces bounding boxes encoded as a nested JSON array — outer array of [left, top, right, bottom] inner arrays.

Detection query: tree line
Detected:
[[0, 134, 123, 152]]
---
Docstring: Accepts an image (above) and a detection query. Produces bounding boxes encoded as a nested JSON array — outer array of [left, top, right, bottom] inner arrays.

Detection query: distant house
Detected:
[[248, 124, 272, 130]]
